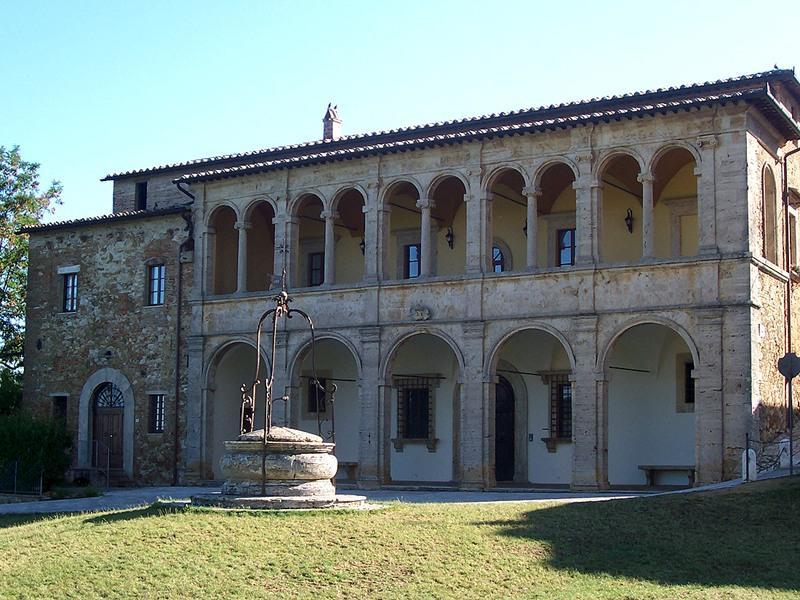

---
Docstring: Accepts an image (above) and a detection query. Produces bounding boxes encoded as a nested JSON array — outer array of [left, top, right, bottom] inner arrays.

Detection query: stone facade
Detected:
[[22, 70, 800, 488]]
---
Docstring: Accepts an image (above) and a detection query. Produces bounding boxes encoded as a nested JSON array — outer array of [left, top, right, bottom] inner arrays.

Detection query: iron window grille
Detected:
[[403, 244, 421, 279], [539, 372, 572, 451], [684, 361, 695, 405], [63, 272, 78, 312], [94, 382, 124, 408], [308, 252, 324, 286], [306, 377, 327, 414], [392, 375, 438, 452], [557, 228, 576, 267], [147, 264, 166, 305], [149, 394, 165, 433]]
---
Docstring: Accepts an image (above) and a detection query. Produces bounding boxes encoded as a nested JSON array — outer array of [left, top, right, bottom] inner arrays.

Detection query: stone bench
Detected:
[[638, 464, 695, 487]]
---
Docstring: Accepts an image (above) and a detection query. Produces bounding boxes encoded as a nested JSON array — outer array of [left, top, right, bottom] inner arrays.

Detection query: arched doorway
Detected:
[[606, 323, 696, 487], [91, 382, 125, 469], [384, 333, 461, 483], [495, 376, 515, 482], [289, 337, 361, 481]]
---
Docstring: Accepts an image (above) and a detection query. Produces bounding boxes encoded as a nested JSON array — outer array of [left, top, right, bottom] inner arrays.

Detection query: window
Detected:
[[63, 272, 78, 312], [676, 354, 695, 413], [557, 228, 576, 267], [549, 376, 572, 439], [308, 252, 324, 286], [403, 244, 421, 279], [51, 396, 68, 423], [135, 181, 148, 211], [492, 246, 506, 272], [307, 377, 327, 414], [393, 376, 437, 451], [149, 394, 165, 433], [147, 264, 166, 305]]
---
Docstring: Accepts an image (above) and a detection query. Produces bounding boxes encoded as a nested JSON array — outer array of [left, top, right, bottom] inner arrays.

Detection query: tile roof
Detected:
[[19, 205, 190, 234], [99, 69, 800, 183]]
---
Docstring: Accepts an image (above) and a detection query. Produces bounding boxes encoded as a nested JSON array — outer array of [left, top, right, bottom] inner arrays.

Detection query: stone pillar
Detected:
[[522, 186, 540, 269], [203, 226, 216, 295], [696, 136, 719, 255], [376, 206, 391, 280], [271, 330, 290, 427], [569, 316, 608, 489], [270, 215, 284, 289], [417, 197, 435, 277], [321, 210, 337, 286], [284, 216, 300, 289], [638, 173, 655, 259], [459, 321, 486, 488], [465, 192, 482, 274], [695, 309, 724, 484], [183, 335, 205, 482], [234, 221, 250, 293], [357, 326, 381, 488], [591, 182, 604, 262], [574, 152, 595, 266]]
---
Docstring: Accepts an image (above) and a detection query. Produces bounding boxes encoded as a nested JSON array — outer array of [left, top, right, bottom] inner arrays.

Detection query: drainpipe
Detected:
[[782, 146, 800, 475], [173, 180, 195, 485]]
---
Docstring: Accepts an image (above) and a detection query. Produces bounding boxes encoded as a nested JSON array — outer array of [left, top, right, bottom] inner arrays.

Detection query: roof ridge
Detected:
[[102, 68, 797, 181]]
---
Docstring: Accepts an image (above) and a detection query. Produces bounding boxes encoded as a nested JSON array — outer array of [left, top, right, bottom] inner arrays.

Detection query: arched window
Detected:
[[492, 246, 506, 272], [762, 165, 778, 264]]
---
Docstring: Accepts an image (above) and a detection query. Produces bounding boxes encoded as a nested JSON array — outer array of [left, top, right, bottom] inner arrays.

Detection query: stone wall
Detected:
[[23, 212, 193, 484]]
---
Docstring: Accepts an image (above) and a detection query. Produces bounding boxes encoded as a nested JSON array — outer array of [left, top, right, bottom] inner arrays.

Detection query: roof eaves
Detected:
[[19, 205, 190, 234]]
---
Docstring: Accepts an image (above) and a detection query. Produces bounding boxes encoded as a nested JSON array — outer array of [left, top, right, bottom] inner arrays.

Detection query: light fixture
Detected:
[[523, 219, 528, 237], [359, 237, 365, 255], [445, 227, 454, 249], [625, 209, 634, 234]]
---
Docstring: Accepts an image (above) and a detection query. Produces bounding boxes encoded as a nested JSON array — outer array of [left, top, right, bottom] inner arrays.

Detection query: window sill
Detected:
[[541, 437, 571, 453], [392, 437, 438, 453]]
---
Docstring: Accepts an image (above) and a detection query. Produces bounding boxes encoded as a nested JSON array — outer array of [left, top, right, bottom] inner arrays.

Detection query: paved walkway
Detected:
[[0, 486, 655, 515]]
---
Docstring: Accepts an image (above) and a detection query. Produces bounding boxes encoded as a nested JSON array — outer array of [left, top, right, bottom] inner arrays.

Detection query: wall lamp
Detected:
[[359, 237, 365, 255], [445, 227, 454, 249], [523, 220, 528, 237], [625, 209, 634, 234]]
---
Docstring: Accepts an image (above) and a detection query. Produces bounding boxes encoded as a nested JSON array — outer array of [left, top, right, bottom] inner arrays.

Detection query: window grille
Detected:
[[393, 375, 437, 451], [308, 252, 324, 286], [306, 377, 327, 414], [149, 394, 165, 433]]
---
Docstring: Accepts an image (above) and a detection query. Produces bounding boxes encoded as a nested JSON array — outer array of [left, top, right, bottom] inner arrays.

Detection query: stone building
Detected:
[[21, 69, 800, 489]]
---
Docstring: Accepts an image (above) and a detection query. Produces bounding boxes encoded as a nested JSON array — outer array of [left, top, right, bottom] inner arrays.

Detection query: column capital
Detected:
[[697, 135, 718, 150], [466, 167, 483, 178], [366, 179, 381, 190], [416, 197, 435, 210], [234, 221, 252, 230], [522, 185, 542, 198], [575, 151, 594, 164], [636, 172, 655, 184], [320, 210, 339, 220]]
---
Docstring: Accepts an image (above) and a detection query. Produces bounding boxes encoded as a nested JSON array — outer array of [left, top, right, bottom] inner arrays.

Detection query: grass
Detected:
[[0, 478, 798, 599]]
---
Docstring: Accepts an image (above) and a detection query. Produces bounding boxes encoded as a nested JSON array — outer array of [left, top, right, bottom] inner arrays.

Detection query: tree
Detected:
[[0, 146, 62, 371]]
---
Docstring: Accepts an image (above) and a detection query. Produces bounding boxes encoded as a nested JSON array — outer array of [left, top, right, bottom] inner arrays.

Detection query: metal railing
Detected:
[[0, 459, 43, 496], [74, 439, 111, 489], [744, 430, 799, 481]]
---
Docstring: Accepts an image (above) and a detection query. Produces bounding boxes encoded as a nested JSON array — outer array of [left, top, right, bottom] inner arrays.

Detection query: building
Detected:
[[21, 69, 800, 489]]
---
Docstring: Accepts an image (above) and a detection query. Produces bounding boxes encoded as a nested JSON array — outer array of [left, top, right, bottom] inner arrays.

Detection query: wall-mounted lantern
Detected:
[[625, 209, 634, 234], [359, 237, 365, 255], [522, 220, 528, 237], [445, 227, 454, 249]]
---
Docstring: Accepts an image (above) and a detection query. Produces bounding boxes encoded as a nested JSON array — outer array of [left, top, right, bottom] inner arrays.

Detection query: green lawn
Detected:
[[0, 478, 798, 599]]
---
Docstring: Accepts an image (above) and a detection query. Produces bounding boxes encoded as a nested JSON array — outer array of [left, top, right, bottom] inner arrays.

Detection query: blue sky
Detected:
[[3, 0, 799, 222]]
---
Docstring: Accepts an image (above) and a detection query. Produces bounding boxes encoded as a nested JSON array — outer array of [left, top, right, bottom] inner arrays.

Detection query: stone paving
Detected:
[[0, 481, 748, 515]]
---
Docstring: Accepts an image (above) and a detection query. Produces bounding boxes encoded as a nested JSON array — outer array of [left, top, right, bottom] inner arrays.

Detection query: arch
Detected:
[[597, 316, 700, 377], [482, 162, 530, 194], [77, 367, 135, 477], [242, 196, 278, 221], [426, 170, 471, 199], [287, 332, 363, 381], [380, 177, 424, 207], [381, 328, 466, 384], [532, 158, 579, 189], [330, 185, 368, 213], [288, 190, 327, 217], [648, 142, 701, 174], [593, 148, 647, 182], [485, 323, 577, 379], [203, 337, 271, 385], [205, 202, 241, 227]]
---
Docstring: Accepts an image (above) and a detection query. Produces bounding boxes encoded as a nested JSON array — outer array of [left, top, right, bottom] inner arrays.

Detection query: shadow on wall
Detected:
[[481, 480, 800, 591]]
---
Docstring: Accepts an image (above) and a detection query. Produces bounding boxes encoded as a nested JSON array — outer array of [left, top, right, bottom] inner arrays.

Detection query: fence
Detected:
[[744, 430, 799, 482], [0, 459, 43, 496]]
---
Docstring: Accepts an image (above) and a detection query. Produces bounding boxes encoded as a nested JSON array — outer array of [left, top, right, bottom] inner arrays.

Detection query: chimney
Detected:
[[323, 103, 342, 140]]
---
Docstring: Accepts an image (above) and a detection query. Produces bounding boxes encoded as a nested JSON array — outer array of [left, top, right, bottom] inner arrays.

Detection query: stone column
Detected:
[[270, 215, 284, 289], [284, 216, 300, 289], [376, 206, 391, 280], [696, 136, 719, 255], [522, 186, 540, 269], [574, 152, 595, 266], [183, 335, 205, 482], [203, 226, 216, 295], [417, 197, 435, 277], [321, 210, 337, 286], [234, 221, 250, 293], [271, 331, 290, 427], [695, 309, 724, 484], [591, 182, 604, 262], [464, 192, 482, 274], [459, 321, 486, 488], [357, 326, 381, 488], [638, 173, 655, 259]]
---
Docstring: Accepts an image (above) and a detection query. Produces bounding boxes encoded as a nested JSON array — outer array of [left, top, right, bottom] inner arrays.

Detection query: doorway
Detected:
[[92, 383, 124, 469], [495, 376, 515, 482]]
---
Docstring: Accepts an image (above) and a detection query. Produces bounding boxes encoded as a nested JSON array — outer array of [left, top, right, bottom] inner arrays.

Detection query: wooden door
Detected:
[[495, 376, 515, 482], [92, 383, 124, 470]]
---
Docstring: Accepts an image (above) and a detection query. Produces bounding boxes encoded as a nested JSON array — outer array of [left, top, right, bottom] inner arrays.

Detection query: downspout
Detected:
[[782, 145, 800, 475], [173, 180, 195, 484]]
